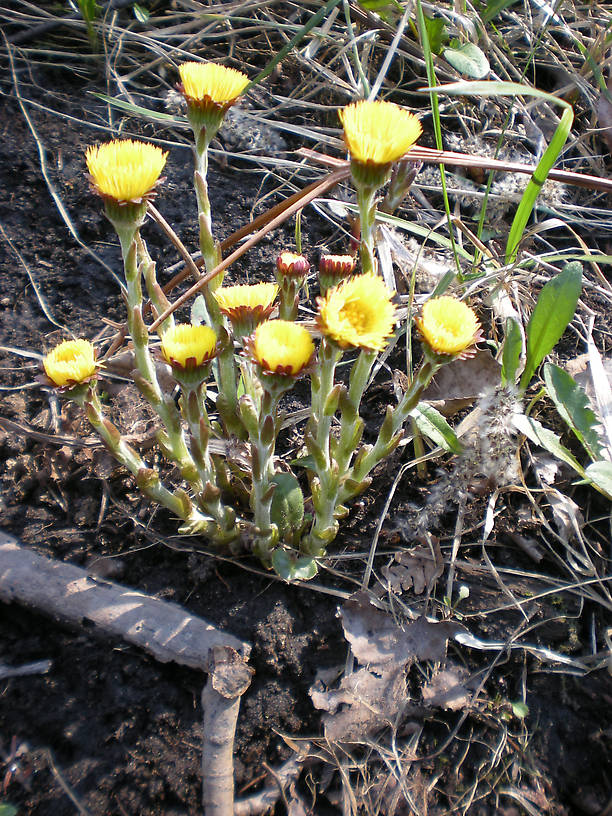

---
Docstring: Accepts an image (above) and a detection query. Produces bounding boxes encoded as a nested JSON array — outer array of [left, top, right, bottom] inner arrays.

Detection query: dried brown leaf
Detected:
[[421, 665, 470, 710], [382, 537, 443, 595], [340, 591, 464, 668]]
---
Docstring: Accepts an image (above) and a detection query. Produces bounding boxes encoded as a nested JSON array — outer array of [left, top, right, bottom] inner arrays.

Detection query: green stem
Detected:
[[85, 387, 208, 529], [338, 358, 441, 504], [357, 186, 378, 275]]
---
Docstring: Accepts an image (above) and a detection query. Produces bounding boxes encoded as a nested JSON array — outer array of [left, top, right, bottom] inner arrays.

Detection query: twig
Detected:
[[149, 166, 350, 332], [298, 146, 612, 194], [202, 646, 254, 816], [0, 659, 52, 680], [234, 744, 312, 816], [0, 532, 250, 670]]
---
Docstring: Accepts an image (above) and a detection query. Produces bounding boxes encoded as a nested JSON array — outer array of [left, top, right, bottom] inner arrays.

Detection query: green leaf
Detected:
[[511, 700, 529, 719], [291, 454, 316, 471], [543, 363, 603, 461], [519, 262, 582, 393], [271, 550, 318, 581], [443, 42, 490, 79], [411, 403, 462, 454], [0, 805, 19, 816], [422, 14, 448, 55], [585, 461, 612, 500], [512, 413, 585, 476], [132, 3, 149, 22], [501, 317, 522, 386], [270, 473, 304, 536]]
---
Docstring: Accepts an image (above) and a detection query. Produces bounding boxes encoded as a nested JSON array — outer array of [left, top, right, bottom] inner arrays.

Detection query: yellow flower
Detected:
[[339, 101, 422, 166], [417, 296, 481, 356], [317, 272, 396, 352], [215, 282, 278, 325], [178, 62, 249, 107], [85, 139, 167, 203], [44, 339, 97, 388], [160, 324, 218, 369], [250, 320, 314, 376]]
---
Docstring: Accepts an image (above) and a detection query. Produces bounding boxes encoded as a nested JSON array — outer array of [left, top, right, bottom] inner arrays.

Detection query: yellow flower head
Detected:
[[317, 272, 396, 352], [215, 282, 278, 324], [249, 320, 315, 377], [85, 139, 167, 203], [43, 339, 97, 388], [160, 324, 218, 369], [339, 101, 422, 166], [178, 62, 249, 108], [416, 296, 481, 356]]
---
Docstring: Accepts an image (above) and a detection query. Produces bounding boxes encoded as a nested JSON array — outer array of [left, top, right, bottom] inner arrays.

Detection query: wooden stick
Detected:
[[0, 532, 250, 670]]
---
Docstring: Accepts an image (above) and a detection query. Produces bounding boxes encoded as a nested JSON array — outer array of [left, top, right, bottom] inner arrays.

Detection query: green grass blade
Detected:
[[505, 107, 574, 263], [248, 0, 343, 90]]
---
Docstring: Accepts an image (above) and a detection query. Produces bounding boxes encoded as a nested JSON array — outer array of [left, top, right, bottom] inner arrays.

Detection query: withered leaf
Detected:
[[422, 665, 470, 710], [382, 537, 443, 595], [340, 591, 464, 668]]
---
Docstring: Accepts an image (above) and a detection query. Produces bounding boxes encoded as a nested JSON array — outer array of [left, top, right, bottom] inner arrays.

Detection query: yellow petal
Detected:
[[318, 272, 396, 351], [179, 62, 249, 104], [339, 101, 422, 166], [44, 339, 97, 387], [161, 324, 218, 368], [215, 283, 278, 316], [417, 297, 480, 355], [86, 139, 167, 203], [252, 320, 314, 376]]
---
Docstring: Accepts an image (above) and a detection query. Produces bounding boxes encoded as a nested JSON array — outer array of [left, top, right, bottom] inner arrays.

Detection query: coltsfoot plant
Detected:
[[36, 64, 482, 581]]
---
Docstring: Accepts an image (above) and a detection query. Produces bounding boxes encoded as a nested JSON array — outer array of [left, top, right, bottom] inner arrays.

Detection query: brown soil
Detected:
[[0, 18, 611, 816]]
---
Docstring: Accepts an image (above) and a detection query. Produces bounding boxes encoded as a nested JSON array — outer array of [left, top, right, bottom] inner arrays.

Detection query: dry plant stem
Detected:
[[149, 167, 350, 333], [202, 647, 254, 816], [298, 146, 612, 195], [0, 533, 250, 668], [202, 678, 241, 816], [233, 744, 312, 816]]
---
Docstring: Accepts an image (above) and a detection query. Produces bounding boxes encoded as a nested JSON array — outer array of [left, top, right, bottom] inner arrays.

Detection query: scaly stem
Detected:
[[240, 380, 288, 564], [338, 359, 442, 504], [357, 186, 378, 275], [192, 138, 240, 435], [181, 384, 238, 545], [84, 387, 210, 530], [117, 229, 204, 493], [303, 346, 373, 557]]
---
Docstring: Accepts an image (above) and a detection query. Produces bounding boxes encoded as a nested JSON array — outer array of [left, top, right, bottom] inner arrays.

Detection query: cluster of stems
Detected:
[[43, 84, 475, 580]]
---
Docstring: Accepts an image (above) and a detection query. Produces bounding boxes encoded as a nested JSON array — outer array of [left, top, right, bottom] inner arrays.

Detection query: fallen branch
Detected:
[[0, 531, 250, 670], [234, 743, 312, 816]]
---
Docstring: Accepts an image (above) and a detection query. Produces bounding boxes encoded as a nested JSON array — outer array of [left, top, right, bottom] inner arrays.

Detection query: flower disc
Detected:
[[85, 139, 167, 203], [44, 339, 97, 387], [339, 101, 422, 166], [318, 272, 396, 352]]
